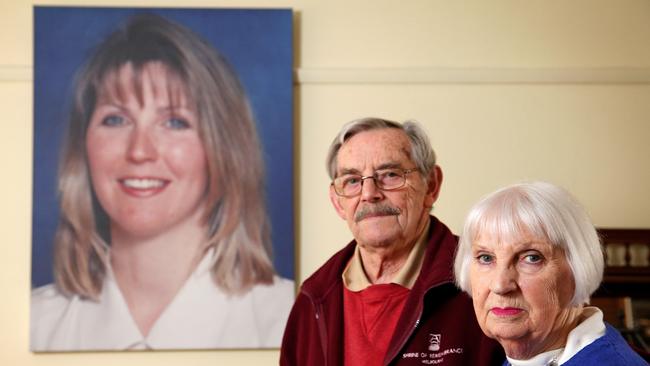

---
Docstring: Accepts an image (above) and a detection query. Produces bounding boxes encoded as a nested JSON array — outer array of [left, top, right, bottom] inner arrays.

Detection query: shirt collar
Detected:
[[557, 306, 606, 364], [342, 220, 430, 291], [506, 307, 606, 366], [91, 248, 216, 349]]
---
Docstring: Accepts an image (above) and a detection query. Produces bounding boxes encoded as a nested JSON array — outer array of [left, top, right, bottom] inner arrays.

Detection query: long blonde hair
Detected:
[[55, 14, 275, 299]]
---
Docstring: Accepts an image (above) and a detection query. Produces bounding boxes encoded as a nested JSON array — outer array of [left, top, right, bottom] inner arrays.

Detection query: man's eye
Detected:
[[101, 115, 125, 126], [344, 177, 361, 186], [377, 169, 400, 178], [166, 117, 190, 129]]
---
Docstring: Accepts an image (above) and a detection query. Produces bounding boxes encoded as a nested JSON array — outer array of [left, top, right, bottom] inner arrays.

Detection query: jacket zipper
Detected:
[[384, 280, 451, 365], [305, 291, 329, 365], [315, 302, 328, 364]]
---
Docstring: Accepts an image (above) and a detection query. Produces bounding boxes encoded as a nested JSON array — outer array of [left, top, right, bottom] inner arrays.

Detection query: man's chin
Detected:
[[355, 230, 400, 249], [357, 238, 395, 249]]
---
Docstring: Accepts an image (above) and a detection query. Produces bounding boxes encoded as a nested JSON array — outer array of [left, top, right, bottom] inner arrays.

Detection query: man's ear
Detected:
[[424, 165, 443, 208], [329, 184, 347, 220]]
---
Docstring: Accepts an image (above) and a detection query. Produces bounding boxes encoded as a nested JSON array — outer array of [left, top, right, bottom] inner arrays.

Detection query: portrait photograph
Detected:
[[31, 6, 294, 351]]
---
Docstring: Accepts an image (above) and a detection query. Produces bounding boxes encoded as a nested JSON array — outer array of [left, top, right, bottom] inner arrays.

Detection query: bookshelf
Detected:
[[591, 228, 650, 359]]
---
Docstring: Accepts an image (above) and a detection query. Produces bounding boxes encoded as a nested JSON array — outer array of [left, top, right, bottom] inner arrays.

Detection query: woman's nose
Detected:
[[489, 265, 518, 295], [127, 126, 158, 163]]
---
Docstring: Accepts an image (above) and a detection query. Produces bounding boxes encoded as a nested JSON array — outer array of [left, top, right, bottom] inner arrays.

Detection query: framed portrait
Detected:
[[31, 6, 294, 351]]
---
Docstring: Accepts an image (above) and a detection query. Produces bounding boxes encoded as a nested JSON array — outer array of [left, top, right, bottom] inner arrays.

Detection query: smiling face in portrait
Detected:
[[330, 128, 441, 250], [469, 230, 578, 358], [85, 62, 208, 241]]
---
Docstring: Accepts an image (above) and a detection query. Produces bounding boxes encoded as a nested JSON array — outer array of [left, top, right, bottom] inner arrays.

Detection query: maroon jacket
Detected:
[[280, 216, 504, 365]]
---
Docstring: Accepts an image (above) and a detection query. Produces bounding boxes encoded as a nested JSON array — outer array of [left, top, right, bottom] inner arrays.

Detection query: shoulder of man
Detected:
[[298, 240, 356, 298], [416, 216, 459, 282]]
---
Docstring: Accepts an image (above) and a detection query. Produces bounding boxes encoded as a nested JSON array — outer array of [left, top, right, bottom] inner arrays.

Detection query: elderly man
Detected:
[[281, 118, 504, 365]]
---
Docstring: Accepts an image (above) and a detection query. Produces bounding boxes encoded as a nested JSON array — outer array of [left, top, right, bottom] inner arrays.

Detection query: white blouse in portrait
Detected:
[[30, 251, 295, 351]]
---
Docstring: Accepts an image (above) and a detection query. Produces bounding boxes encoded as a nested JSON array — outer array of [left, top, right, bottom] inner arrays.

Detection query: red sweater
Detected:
[[280, 216, 505, 365], [344, 284, 410, 365]]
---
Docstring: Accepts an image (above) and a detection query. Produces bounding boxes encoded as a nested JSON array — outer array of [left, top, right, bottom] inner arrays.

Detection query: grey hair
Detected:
[[326, 117, 437, 180], [454, 181, 604, 306]]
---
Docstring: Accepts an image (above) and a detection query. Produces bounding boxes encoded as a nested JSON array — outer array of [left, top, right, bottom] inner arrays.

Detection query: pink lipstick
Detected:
[[491, 307, 523, 317]]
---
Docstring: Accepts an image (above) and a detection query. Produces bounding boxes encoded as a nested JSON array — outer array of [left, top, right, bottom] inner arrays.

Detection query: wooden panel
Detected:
[[593, 228, 650, 298]]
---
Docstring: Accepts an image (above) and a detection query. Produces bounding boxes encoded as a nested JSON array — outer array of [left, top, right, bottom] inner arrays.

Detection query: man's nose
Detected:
[[360, 176, 383, 202]]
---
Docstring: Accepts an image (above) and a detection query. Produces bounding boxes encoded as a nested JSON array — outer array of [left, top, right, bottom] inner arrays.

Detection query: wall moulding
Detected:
[[0, 65, 31, 82], [3, 65, 650, 85], [295, 67, 650, 85]]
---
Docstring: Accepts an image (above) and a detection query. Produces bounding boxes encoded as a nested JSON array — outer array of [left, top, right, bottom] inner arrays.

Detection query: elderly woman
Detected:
[[31, 14, 293, 351], [454, 182, 647, 365]]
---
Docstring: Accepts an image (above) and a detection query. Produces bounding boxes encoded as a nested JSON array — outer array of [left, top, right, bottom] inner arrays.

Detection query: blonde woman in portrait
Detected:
[[31, 14, 294, 351]]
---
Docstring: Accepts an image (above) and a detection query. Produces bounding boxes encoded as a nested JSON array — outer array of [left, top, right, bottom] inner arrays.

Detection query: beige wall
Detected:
[[2, 0, 649, 364]]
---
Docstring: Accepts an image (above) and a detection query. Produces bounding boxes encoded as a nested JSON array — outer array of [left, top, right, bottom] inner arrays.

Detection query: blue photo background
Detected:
[[32, 7, 294, 287]]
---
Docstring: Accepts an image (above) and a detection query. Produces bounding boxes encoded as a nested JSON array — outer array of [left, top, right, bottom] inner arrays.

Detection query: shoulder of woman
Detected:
[[274, 276, 296, 297], [272, 275, 296, 292], [32, 284, 70, 309], [30, 284, 77, 350], [31, 284, 75, 324], [248, 276, 295, 347], [248, 276, 295, 310]]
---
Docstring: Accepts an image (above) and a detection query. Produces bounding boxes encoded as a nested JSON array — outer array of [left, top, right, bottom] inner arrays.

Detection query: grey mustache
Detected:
[[354, 204, 401, 222]]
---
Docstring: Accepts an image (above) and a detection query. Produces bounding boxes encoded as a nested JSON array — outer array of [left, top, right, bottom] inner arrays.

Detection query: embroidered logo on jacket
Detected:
[[401, 332, 464, 364], [428, 334, 441, 351]]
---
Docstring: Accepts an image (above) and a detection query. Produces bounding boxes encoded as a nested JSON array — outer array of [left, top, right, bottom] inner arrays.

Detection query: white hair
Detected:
[[453, 181, 604, 306]]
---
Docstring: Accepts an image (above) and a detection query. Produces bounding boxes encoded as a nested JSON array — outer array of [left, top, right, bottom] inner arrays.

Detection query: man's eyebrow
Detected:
[[337, 162, 406, 176], [338, 168, 361, 176], [376, 162, 403, 170]]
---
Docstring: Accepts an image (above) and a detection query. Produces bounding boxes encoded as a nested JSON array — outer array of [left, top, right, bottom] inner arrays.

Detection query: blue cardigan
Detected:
[[503, 323, 648, 366]]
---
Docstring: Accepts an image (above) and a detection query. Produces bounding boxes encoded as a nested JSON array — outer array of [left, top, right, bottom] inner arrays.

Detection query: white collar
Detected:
[[34, 247, 294, 350], [506, 307, 606, 366], [97, 248, 216, 349]]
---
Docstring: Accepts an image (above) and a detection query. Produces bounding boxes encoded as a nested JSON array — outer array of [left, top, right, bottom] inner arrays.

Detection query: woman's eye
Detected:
[[476, 254, 493, 264], [101, 115, 125, 127], [165, 117, 190, 130], [522, 253, 543, 264]]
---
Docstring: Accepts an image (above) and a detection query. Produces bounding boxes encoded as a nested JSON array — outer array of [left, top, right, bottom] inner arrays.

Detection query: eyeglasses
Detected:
[[332, 168, 418, 197]]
